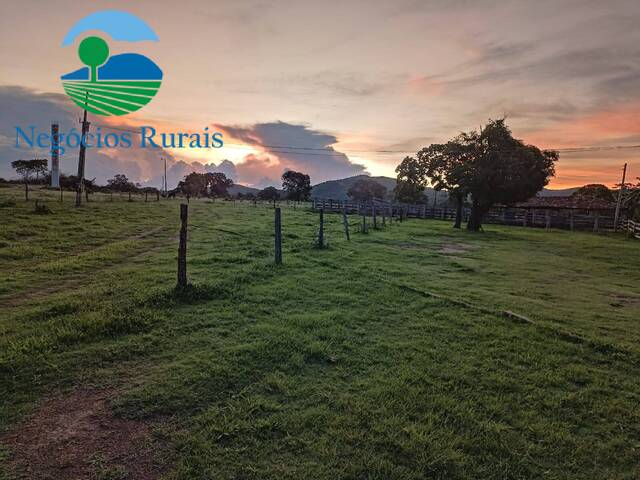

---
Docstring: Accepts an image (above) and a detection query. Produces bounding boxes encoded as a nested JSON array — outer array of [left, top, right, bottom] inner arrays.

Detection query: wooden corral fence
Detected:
[[311, 198, 625, 232], [622, 219, 640, 239]]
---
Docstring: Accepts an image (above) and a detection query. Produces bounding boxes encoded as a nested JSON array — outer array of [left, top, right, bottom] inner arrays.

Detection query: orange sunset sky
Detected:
[[1, 0, 639, 189]]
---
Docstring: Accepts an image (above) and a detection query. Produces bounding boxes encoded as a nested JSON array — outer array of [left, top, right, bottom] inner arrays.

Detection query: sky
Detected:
[[1, 0, 639, 189]]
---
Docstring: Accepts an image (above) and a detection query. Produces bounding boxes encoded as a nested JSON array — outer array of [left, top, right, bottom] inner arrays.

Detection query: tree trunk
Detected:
[[24, 182, 29, 201], [453, 193, 463, 229], [466, 200, 487, 231]]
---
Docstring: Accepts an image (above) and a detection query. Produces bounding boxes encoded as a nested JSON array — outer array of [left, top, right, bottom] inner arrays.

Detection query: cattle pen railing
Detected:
[[311, 198, 629, 233], [622, 219, 640, 239]]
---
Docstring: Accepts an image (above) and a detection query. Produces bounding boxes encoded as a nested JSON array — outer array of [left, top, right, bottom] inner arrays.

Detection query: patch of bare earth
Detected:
[[610, 293, 640, 307], [0, 389, 168, 480], [439, 242, 475, 255]]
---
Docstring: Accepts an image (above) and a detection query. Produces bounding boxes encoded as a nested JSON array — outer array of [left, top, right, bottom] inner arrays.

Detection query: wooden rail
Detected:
[[310, 198, 627, 233], [623, 219, 640, 239]]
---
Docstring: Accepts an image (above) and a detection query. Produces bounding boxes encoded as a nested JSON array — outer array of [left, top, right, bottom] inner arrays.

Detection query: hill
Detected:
[[310, 175, 579, 202], [228, 183, 260, 197], [538, 187, 580, 197], [311, 175, 444, 203]]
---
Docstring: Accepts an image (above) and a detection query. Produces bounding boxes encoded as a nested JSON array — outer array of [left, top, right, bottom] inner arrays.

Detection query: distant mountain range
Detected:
[[230, 175, 579, 201]]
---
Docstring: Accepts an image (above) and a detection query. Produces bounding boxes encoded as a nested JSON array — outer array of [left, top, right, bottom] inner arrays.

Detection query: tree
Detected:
[[107, 173, 138, 200], [258, 186, 280, 205], [347, 178, 387, 202], [11, 159, 48, 201], [394, 157, 427, 204], [107, 174, 131, 192], [412, 135, 476, 228], [282, 170, 312, 201], [572, 184, 615, 202], [463, 120, 557, 231], [622, 179, 640, 221], [204, 172, 233, 198], [178, 172, 207, 202], [406, 119, 557, 231]]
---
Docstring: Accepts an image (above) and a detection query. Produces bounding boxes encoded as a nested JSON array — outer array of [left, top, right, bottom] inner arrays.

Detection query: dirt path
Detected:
[[0, 389, 169, 480]]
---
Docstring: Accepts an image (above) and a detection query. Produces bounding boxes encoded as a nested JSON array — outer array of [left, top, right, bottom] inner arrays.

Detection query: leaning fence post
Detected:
[[275, 207, 282, 264], [177, 204, 188, 287], [342, 207, 350, 241], [318, 208, 325, 248]]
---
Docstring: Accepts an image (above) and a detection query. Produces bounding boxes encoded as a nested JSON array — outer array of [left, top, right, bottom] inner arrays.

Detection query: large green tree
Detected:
[[11, 158, 48, 201], [417, 135, 476, 228], [462, 120, 557, 231], [394, 156, 427, 204], [404, 120, 557, 231], [282, 170, 312, 201], [204, 172, 233, 198]]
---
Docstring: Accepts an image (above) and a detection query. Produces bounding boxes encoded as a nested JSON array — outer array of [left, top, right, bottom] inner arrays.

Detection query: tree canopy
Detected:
[[572, 184, 615, 202], [282, 170, 312, 201], [107, 174, 137, 192], [401, 119, 557, 231], [12, 159, 48, 181], [176, 172, 233, 199], [258, 186, 280, 203], [347, 178, 387, 202], [11, 159, 48, 201]]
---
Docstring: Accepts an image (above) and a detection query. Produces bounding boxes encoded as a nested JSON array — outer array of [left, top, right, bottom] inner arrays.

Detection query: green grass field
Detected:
[[1, 185, 640, 479]]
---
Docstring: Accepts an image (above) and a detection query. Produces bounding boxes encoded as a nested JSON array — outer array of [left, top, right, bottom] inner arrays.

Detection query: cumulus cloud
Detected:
[[0, 88, 362, 189], [0, 86, 178, 185], [216, 121, 367, 186]]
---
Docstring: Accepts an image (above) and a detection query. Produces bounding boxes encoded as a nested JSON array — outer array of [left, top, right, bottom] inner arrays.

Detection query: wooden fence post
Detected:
[[593, 211, 600, 233], [177, 204, 188, 287], [569, 211, 574, 231], [361, 214, 367, 233], [275, 207, 282, 264], [343, 207, 350, 241], [372, 203, 377, 229], [523, 209, 528, 227], [545, 209, 551, 230], [318, 208, 324, 248]]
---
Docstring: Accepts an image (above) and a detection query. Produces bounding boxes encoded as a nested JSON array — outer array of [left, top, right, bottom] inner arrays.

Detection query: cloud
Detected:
[[216, 121, 367, 186], [0, 86, 178, 185]]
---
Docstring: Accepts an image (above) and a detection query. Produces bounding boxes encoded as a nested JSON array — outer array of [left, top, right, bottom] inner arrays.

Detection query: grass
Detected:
[[1, 184, 640, 479]]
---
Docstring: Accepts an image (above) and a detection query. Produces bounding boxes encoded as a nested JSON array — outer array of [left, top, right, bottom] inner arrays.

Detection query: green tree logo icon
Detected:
[[60, 11, 163, 116], [78, 36, 109, 83]]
